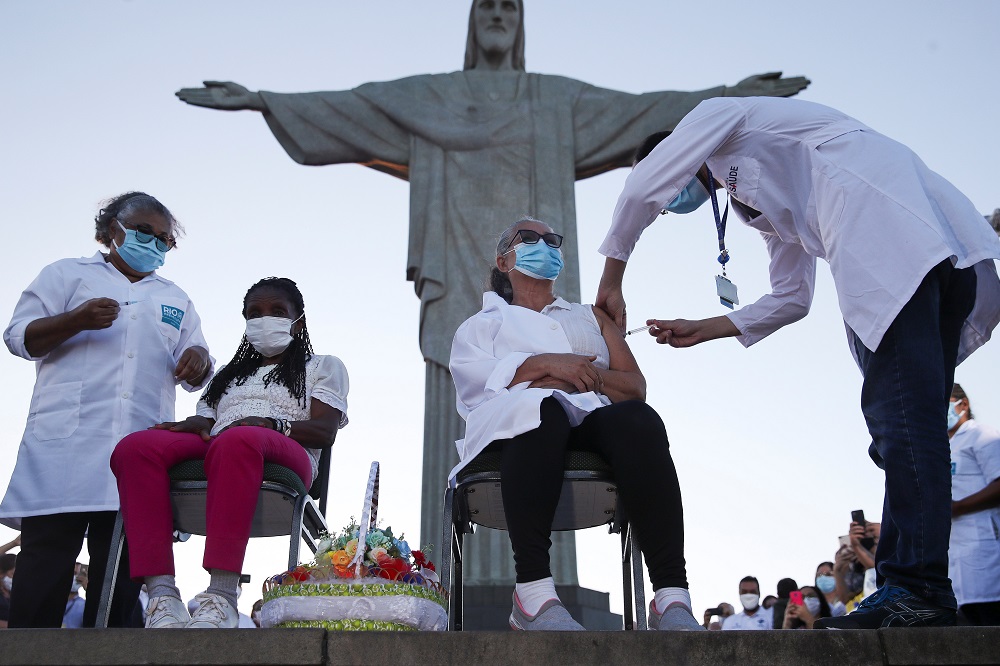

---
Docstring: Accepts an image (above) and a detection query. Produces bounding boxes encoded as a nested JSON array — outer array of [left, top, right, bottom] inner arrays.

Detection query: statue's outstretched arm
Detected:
[[725, 72, 810, 98], [175, 81, 267, 111]]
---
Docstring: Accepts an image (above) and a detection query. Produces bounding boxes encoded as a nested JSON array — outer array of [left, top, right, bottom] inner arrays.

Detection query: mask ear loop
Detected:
[[500, 244, 522, 274]]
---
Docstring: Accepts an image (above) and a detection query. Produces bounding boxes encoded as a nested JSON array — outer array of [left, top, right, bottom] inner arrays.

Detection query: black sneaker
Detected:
[[814, 585, 956, 629]]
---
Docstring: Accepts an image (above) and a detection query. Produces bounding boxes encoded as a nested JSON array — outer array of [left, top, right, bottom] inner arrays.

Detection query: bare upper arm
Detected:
[[592, 306, 643, 376]]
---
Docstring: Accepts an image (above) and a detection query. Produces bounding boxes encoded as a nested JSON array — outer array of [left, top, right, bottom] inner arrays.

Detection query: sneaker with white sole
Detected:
[[509, 593, 585, 631], [145, 596, 190, 629], [648, 600, 706, 631], [185, 592, 239, 629]]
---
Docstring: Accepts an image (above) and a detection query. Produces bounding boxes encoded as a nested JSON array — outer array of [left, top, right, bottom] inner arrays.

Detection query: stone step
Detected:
[[0, 627, 996, 665]]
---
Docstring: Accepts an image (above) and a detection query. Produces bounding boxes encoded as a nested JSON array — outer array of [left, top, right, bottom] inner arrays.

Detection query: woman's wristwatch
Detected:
[[269, 417, 293, 437]]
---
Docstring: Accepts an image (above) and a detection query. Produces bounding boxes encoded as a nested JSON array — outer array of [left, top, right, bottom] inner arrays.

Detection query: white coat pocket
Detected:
[[30, 381, 82, 441]]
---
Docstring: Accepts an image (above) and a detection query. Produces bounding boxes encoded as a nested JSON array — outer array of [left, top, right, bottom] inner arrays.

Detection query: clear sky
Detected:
[[1, 0, 998, 621]]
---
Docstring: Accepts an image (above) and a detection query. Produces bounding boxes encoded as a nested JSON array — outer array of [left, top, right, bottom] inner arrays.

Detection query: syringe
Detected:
[[625, 324, 653, 336]]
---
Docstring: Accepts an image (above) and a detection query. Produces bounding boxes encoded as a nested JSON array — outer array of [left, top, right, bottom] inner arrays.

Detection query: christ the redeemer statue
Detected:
[[177, 0, 809, 587]]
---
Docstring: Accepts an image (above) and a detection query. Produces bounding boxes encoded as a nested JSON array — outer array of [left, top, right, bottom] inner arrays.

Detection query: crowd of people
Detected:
[[703, 381, 1000, 630]]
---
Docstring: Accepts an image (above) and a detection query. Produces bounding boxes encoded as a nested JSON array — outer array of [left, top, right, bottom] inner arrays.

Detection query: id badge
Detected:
[[715, 275, 739, 309]]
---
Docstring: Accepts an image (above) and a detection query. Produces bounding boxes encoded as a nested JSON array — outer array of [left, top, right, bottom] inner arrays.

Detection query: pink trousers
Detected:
[[110, 426, 313, 578]]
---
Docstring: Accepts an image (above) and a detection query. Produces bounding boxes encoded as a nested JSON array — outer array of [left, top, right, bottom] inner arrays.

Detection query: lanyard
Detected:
[[706, 167, 730, 276]]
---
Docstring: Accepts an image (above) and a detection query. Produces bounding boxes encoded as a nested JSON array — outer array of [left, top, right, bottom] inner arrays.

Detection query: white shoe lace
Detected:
[[191, 595, 231, 624], [147, 598, 182, 626]]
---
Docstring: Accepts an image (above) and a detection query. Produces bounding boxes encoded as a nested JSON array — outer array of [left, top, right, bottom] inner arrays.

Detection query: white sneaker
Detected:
[[185, 592, 239, 629], [145, 596, 190, 629]]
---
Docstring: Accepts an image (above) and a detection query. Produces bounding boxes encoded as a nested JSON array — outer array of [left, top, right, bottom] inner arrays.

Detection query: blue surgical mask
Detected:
[[663, 174, 710, 214], [815, 575, 836, 594], [508, 242, 564, 281], [947, 401, 966, 430], [114, 221, 166, 273]]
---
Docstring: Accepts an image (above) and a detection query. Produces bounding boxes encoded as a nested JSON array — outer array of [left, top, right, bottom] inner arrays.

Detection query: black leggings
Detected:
[[490, 397, 686, 590]]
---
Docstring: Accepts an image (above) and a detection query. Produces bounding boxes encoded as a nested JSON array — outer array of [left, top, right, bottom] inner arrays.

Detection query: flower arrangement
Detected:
[[267, 519, 441, 589]]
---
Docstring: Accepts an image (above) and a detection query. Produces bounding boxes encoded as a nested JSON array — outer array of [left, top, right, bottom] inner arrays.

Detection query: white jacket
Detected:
[[448, 293, 609, 480], [600, 97, 1000, 362], [1, 253, 212, 527]]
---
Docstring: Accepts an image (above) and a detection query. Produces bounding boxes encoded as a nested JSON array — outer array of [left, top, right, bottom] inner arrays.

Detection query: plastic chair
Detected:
[[439, 449, 647, 630], [95, 447, 332, 628]]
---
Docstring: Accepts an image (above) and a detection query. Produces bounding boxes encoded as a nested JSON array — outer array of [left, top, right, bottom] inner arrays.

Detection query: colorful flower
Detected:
[[344, 538, 359, 558], [375, 554, 411, 581], [329, 550, 351, 567]]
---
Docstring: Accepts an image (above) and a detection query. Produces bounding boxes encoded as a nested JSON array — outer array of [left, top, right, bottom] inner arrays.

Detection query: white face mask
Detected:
[[244, 315, 303, 357], [804, 596, 821, 616], [2, 576, 11, 591], [739, 593, 760, 611]]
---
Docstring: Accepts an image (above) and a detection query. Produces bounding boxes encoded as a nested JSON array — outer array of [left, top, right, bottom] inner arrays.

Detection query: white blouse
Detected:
[[196, 354, 349, 482], [449, 293, 612, 480]]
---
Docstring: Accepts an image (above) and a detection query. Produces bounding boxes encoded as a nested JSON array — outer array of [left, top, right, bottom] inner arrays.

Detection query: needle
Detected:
[[626, 324, 653, 336]]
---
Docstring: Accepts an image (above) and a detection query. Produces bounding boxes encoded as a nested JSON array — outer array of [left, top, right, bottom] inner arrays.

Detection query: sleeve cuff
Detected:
[[485, 352, 532, 393]]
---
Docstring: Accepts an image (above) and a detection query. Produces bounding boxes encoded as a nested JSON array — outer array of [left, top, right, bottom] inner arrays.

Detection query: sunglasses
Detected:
[[118, 220, 175, 252], [505, 229, 564, 252]]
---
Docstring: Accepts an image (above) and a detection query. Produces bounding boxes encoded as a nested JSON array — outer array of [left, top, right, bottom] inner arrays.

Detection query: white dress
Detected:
[[196, 354, 349, 483]]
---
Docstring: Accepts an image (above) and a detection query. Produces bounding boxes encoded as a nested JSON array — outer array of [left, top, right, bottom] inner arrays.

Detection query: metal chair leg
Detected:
[[630, 526, 647, 630], [621, 525, 634, 630], [96, 512, 125, 629], [452, 527, 464, 632]]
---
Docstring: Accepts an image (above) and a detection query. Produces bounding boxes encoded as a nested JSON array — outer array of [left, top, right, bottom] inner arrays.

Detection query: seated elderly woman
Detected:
[[111, 277, 349, 629], [449, 216, 702, 631]]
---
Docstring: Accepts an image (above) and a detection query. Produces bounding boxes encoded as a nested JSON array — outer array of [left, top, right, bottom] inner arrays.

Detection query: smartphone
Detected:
[[705, 607, 723, 616], [852, 509, 876, 550], [838, 534, 851, 549], [789, 590, 803, 606]]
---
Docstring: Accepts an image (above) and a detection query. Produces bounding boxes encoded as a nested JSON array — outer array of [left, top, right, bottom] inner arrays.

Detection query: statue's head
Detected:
[[464, 0, 525, 71]]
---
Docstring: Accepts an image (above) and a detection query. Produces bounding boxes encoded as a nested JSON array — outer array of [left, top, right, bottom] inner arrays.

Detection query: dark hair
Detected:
[[951, 382, 975, 419], [202, 278, 313, 409], [739, 575, 760, 590], [816, 561, 834, 574], [802, 586, 831, 619], [464, 0, 526, 71], [0, 553, 15, 573], [633, 131, 672, 165], [94, 192, 182, 249], [776, 577, 799, 599], [487, 216, 554, 304]]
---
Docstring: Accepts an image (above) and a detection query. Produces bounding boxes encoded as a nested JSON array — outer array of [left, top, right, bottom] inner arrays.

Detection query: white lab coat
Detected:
[[0, 253, 212, 528], [448, 293, 610, 480], [949, 419, 1000, 605], [600, 97, 1000, 361]]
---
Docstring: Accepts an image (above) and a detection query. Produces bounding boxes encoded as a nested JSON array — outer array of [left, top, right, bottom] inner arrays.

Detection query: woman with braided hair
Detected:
[[111, 277, 349, 629]]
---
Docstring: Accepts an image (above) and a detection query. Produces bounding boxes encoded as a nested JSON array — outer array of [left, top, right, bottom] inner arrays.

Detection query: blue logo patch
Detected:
[[161, 305, 185, 330]]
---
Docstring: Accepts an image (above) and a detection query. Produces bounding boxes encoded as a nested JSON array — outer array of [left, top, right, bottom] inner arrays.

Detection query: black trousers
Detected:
[[10, 511, 142, 628], [490, 397, 687, 590]]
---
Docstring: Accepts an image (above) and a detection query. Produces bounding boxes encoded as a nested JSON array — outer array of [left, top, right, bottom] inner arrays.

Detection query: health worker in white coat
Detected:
[[450, 216, 702, 632], [946, 383, 1000, 626], [1, 192, 213, 628], [595, 96, 1000, 629]]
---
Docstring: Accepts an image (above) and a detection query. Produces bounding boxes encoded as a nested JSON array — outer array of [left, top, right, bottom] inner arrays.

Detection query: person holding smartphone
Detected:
[[782, 586, 830, 629]]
